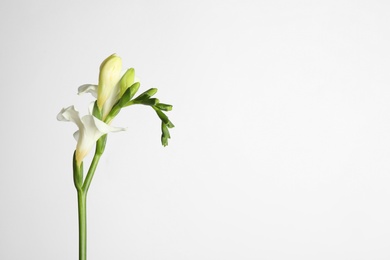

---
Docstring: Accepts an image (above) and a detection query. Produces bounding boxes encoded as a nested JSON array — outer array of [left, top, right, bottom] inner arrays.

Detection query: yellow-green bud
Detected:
[[97, 54, 122, 109], [118, 68, 135, 97]]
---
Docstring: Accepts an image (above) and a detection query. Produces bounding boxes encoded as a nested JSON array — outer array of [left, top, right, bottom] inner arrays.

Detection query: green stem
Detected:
[[75, 136, 106, 260], [76, 151, 101, 260], [82, 153, 102, 193], [77, 190, 87, 260]]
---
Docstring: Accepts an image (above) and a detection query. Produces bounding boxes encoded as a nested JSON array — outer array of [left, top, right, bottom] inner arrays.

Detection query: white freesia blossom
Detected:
[[57, 105, 125, 165], [78, 54, 139, 120]]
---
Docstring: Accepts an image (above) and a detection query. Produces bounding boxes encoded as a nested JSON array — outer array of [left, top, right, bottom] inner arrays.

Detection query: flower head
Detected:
[[57, 105, 125, 165], [79, 54, 139, 120]]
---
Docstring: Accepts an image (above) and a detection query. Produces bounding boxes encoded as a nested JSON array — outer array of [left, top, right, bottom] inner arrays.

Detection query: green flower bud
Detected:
[[118, 68, 136, 97]]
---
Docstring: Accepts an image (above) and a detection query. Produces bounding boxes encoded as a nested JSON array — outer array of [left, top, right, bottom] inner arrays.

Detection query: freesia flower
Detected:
[[57, 105, 125, 165], [78, 54, 139, 120], [58, 53, 174, 260]]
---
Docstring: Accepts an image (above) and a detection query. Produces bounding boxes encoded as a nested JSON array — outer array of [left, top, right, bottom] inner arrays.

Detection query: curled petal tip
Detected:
[[78, 84, 98, 98]]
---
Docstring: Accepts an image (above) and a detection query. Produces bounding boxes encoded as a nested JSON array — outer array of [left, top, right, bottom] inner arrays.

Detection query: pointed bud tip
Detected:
[[99, 54, 122, 73]]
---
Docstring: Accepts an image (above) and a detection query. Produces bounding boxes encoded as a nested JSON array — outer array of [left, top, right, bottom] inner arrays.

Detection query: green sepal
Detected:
[[119, 87, 132, 108], [96, 134, 107, 155], [155, 103, 173, 111], [155, 109, 169, 124], [73, 151, 83, 191], [154, 108, 174, 128], [161, 122, 170, 147], [162, 123, 170, 139], [141, 98, 160, 106], [105, 103, 121, 123], [166, 120, 175, 128], [119, 82, 141, 108], [133, 88, 158, 101], [128, 82, 140, 100], [118, 82, 140, 108], [92, 101, 102, 120]]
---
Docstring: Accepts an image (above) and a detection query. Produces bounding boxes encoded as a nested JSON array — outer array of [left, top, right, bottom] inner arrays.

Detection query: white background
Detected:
[[1, 0, 390, 259]]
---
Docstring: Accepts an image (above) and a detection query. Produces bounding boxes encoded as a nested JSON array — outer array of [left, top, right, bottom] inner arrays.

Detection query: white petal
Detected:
[[102, 84, 120, 119], [92, 116, 126, 133], [76, 115, 125, 162], [58, 105, 125, 164], [73, 130, 80, 141], [57, 106, 83, 129], [57, 107, 70, 121], [78, 84, 98, 98]]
